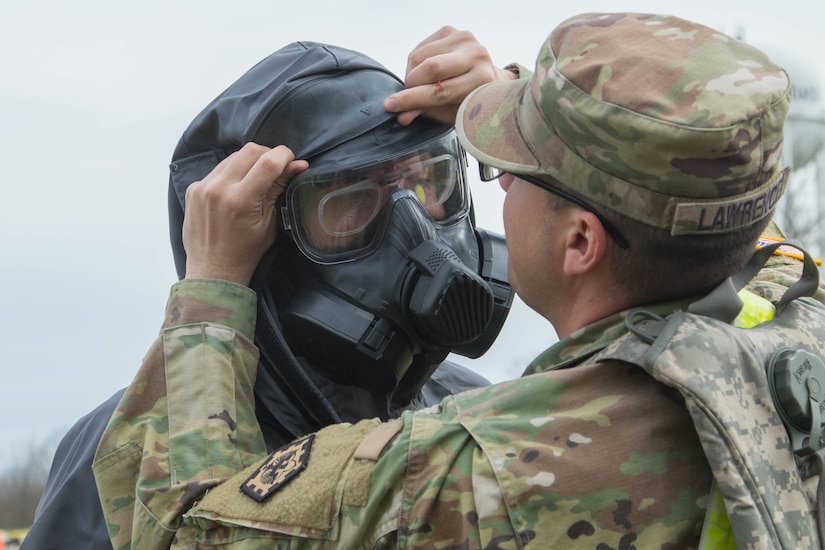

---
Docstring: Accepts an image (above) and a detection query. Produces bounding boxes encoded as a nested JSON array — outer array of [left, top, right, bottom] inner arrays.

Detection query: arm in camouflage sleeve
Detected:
[[93, 278, 266, 549]]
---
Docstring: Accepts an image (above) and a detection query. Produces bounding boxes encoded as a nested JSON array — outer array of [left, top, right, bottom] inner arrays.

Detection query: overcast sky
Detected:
[[1, 0, 824, 464]]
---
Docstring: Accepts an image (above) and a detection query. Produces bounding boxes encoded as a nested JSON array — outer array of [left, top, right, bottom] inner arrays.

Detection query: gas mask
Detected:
[[168, 41, 513, 417], [273, 126, 512, 394]]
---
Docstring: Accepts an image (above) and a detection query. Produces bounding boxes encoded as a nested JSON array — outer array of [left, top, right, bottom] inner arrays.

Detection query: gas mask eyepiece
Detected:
[[281, 130, 468, 264]]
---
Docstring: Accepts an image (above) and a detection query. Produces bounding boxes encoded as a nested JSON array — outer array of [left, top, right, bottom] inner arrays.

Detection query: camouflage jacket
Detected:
[[94, 253, 824, 549]]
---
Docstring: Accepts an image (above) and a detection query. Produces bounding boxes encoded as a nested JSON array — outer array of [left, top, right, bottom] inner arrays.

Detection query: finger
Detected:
[[194, 142, 270, 196], [405, 26, 459, 73], [230, 141, 272, 172], [391, 77, 463, 110], [405, 29, 481, 86], [242, 144, 298, 197], [405, 53, 462, 89], [407, 53, 494, 93], [223, 142, 274, 182], [384, 85, 444, 113], [258, 158, 307, 253], [263, 158, 309, 212], [385, 82, 462, 126], [202, 151, 235, 180]]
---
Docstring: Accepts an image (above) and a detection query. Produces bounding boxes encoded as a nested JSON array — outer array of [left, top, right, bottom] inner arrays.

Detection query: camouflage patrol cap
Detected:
[[457, 12, 792, 235]]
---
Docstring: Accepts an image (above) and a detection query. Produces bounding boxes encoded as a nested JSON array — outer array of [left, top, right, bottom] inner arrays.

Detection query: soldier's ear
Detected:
[[562, 210, 608, 277]]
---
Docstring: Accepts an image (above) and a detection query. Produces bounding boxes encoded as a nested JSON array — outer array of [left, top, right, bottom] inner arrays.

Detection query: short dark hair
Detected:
[[599, 205, 769, 304]]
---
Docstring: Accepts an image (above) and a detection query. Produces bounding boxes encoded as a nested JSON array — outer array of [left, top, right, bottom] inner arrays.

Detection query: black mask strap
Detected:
[[249, 247, 342, 447]]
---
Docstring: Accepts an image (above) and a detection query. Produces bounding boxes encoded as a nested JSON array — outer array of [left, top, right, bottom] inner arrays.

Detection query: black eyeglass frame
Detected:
[[479, 164, 630, 249]]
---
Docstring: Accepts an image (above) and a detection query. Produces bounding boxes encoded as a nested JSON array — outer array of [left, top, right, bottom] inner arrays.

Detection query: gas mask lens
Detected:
[[283, 133, 468, 263], [318, 153, 456, 236]]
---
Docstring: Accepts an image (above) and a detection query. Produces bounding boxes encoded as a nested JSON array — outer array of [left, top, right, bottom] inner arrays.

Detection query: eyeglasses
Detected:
[[479, 163, 630, 249]]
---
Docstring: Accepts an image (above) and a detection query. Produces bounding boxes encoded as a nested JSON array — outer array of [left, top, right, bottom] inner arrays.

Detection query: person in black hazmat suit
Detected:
[[23, 42, 513, 549]]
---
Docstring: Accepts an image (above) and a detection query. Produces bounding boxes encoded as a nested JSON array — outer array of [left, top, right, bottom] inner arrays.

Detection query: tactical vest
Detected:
[[596, 242, 825, 550]]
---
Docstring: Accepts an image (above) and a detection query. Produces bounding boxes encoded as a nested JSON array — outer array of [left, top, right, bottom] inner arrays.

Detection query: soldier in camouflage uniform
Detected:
[[94, 12, 825, 549]]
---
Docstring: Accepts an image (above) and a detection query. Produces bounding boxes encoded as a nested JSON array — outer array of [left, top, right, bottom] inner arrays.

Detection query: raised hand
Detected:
[[182, 143, 308, 285], [384, 26, 516, 126]]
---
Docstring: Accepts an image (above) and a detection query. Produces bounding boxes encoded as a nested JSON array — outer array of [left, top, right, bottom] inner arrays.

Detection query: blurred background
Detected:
[[1, 0, 823, 537]]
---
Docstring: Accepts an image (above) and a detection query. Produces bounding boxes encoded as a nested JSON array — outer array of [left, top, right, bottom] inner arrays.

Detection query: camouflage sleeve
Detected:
[[176, 395, 490, 548], [172, 359, 709, 548], [93, 278, 266, 550]]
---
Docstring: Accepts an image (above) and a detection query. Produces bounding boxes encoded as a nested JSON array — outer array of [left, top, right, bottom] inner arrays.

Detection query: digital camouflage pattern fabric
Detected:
[[457, 12, 792, 236], [602, 297, 825, 550]]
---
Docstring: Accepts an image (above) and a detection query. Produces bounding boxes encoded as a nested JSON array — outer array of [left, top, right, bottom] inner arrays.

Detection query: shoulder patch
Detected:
[[240, 434, 315, 502]]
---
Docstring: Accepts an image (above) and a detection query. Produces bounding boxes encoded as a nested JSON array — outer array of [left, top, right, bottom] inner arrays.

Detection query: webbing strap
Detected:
[[688, 240, 820, 322]]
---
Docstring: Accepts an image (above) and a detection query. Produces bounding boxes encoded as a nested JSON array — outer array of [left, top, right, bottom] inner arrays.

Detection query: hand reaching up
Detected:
[[384, 26, 517, 126]]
